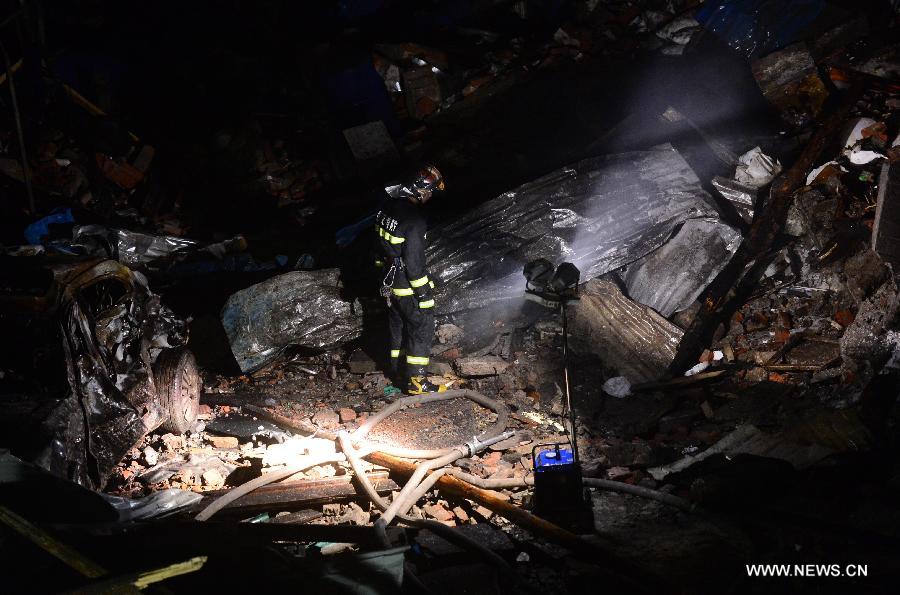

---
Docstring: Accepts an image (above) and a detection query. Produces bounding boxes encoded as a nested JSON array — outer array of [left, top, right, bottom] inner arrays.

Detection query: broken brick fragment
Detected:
[[339, 407, 357, 423], [834, 310, 855, 327], [207, 436, 239, 449], [768, 372, 788, 383]]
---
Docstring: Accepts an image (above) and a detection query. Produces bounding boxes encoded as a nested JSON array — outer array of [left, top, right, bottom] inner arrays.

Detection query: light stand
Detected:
[[560, 298, 579, 465], [523, 260, 592, 531]]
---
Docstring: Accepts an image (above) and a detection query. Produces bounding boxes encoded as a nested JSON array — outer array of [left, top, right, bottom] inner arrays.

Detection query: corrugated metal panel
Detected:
[[570, 279, 683, 383], [623, 217, 741, 317], [428, 144, 721, 315]]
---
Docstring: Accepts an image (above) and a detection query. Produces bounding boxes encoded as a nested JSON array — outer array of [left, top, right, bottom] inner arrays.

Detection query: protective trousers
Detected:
[[388, 294, 435, 376]]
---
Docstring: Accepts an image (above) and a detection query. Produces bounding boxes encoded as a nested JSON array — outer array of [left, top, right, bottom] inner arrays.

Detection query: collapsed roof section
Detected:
[[428, 144, 736, 315]]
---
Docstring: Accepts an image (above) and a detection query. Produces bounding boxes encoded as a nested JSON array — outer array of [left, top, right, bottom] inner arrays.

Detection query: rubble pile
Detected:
[[2, 1, 900, 593]]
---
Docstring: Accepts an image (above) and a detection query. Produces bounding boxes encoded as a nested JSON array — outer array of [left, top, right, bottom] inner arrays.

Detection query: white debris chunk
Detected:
[[805, 161, 846, 186], [734, 147, 782, 188], [602, 376, 632, 398], [262, 436, 336, 467], [684, 361, 710, 376], [656, 16, 701, 45], [843, 117, 877, 149], [848, 147, 885, 165]]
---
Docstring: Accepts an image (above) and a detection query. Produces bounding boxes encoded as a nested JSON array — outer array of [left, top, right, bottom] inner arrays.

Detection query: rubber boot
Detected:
[[388, 356, 401, 384], [406, 365, 446, 395]]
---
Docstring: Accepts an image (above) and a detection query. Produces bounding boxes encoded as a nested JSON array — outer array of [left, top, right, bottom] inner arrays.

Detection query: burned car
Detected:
[[0, 256, 200, 489]]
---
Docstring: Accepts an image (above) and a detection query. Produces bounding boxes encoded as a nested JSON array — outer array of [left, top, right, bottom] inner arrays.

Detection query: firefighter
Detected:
[[375, 165, 446, 395]]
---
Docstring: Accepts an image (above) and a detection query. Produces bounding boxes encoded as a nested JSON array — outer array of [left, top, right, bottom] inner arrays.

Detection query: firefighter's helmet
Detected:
[[411, 164, 445, 202]]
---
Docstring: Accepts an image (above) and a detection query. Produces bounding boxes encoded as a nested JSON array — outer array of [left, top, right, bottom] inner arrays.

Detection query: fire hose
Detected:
[[196, 389, 692, 589]]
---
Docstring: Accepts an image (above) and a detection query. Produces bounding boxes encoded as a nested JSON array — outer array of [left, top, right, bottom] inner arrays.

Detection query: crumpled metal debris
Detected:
[[623, 218, 742, 317], [33, 260, 188, 489], [222, 269, 362, 373], [205, 414, 291, 444], [68, 225, 276, 278], [72, 224, 200, 268], [428, 144, 723, 315]]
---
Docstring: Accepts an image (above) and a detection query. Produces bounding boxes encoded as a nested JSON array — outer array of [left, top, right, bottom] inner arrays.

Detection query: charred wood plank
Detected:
[[631, 369, 728, 392], [271, 509, 323, 524], [200, 473, 397, 515]]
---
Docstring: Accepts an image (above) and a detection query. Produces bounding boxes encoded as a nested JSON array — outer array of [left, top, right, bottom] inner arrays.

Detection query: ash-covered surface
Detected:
[[365, 399, 487, 450]]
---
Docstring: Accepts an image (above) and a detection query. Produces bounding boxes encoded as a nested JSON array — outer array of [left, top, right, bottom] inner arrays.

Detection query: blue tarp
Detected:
[[696, 0, 826, 58], [24, 208, 74, 245]]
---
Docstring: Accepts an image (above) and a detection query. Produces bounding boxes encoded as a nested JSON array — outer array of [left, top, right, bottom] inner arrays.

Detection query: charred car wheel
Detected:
[[154, 348, 201, 434]]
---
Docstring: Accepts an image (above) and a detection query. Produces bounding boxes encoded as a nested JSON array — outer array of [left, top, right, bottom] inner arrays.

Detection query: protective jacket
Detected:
[[375, 194, 435, 374]]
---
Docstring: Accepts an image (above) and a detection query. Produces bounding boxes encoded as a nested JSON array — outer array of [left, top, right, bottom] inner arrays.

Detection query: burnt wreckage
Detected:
[[1, 1, 900, 593], [0, 257, 200, 489]]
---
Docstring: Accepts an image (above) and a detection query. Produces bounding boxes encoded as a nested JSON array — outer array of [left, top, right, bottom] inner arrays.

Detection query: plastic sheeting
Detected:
[[623, 218, 742, 317], [427, 144, 722, 315], [72, 224, 199, 269], [222, 270, 363, 373], [67, 225, 281, 278]]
